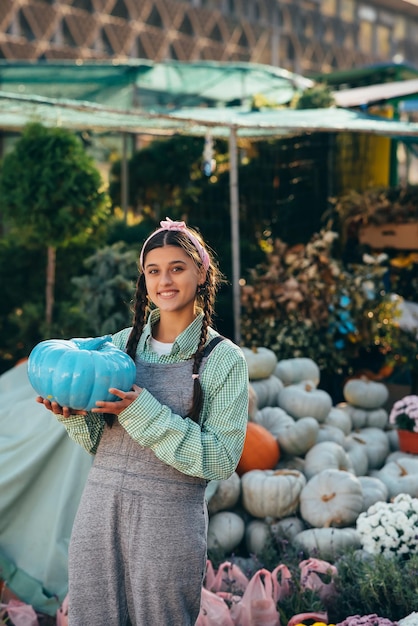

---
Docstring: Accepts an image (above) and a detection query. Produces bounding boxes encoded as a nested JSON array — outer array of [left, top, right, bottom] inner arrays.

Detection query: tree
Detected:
[[0, 123, 110, 330], [108, 135, 212, 216]]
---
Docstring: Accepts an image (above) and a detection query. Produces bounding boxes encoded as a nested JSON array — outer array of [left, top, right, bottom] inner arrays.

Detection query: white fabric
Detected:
[[150, 337, 173, 356], [0, 362, 93, 615]]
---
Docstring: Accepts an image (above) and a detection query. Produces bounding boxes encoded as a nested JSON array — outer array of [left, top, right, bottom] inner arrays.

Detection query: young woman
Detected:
[[37, 217, 249, 626]]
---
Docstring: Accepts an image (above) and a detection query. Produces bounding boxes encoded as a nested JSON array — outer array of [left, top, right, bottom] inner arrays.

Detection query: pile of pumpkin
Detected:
[[206, 347, 418, 560]]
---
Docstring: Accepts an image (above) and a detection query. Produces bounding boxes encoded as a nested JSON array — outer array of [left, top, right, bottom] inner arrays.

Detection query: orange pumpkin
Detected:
[[236, 422, 280, 476]]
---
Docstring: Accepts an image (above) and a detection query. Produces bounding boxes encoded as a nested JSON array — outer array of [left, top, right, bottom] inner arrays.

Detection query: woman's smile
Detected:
[[158, 289, 179, 298]]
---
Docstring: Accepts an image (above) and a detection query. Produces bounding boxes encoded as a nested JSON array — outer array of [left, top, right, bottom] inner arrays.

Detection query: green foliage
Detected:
[[240, 228, 418, 381], [108, 134, 208, 214], [277, 585, 326, 626], [0, 122, 111, 331], [106, 216, 158, 247], [0, 122, 111, 247], [293, 83, 336, 109], [0, 234, 101, 374], [326, 551, 418, 623], [72, 242, 138, 336]]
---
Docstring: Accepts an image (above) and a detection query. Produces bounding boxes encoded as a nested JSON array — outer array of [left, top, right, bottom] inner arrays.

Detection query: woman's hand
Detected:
[[91, 384, 142, 415], [36, 396, 87, 418]]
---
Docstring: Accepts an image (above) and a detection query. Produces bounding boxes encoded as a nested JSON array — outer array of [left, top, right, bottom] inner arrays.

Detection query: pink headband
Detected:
[[140, 217, 210, 271]]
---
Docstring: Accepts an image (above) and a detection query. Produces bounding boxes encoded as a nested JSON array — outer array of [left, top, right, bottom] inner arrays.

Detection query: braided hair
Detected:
[[124, 227, 223, 424]]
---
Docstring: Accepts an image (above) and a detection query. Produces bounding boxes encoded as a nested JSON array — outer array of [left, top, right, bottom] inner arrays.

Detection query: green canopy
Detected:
[[2, 91, 418, 139], [312, 61, 418, 89], [0, 59, 312, 109]]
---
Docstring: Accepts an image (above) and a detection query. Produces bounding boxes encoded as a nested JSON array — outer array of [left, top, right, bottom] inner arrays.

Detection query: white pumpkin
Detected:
[[372, 457, 418, 499], [255, 407, 318, 457], [252, 406, 292, 437], [304, 441, 354, 480], [241, 468, 306, 519], [270, 516, 306, 541], [275, 416, 319, 457], [245, 519, 270, 556], [386, 428, 400, 452], [294, 527, 361, 559], [278, 382, 332, 423], [386, 450, 413, 464], [316, 424, 346, 447], [207, 472, 241, 515], [343, 378, 389, 409], [275, 358, 320, 387], [356, 427, 390, 470], [276, 456, 306, 473], [207, 511, 245, 553], [242, 347, 278, 381], [358, 476, 388, 511], [344, 435, 369, 476], [251, 376, 284, 409], [338, 402, 388, 430], [325, 407, 352, 435], [300, 469, 364, 528]]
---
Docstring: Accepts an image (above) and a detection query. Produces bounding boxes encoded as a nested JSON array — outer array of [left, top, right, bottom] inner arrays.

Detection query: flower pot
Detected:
[[398, 429, 418, 454]]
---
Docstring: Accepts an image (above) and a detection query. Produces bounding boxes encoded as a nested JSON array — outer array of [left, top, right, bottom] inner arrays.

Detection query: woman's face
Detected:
[[143, 245, 205, 316]]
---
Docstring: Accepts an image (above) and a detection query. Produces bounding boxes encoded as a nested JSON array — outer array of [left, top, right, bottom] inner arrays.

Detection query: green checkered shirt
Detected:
[[57, 311, 248, 481]]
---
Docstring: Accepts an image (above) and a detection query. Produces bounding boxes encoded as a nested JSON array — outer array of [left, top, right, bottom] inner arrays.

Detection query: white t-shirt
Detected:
[[150, 337, 173, 356]]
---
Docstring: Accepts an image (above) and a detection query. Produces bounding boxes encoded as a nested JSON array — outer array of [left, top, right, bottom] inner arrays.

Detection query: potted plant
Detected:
[[389, 395, 418, 454]]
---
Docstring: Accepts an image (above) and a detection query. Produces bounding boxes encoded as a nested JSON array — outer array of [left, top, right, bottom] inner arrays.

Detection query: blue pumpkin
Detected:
[[27, 335, 136, 410]]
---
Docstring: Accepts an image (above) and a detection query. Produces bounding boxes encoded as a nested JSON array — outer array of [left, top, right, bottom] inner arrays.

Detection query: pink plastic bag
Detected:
[[230, 568, 280, 626], [204, 560, 217, 590], [288, 611, 328, 626], [211, 561, 249, 594], [196, 587, 235, 626], [0, 599, 39, 626], [56, 594, 69, 626], [299, 558, 337, 601], [271, 563, 292, 603]]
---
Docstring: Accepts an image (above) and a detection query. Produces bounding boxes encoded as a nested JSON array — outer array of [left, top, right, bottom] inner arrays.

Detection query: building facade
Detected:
[[0, 0, 417, 75]]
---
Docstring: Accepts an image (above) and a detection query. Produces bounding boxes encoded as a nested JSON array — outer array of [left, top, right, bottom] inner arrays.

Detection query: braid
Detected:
[[104, 274, 148, 428], [188, 269, 217, 423], [126, 274, 148, 360]]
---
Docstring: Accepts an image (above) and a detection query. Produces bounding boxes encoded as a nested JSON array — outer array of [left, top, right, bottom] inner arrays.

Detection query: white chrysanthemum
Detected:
[[385, 524, 399, 539], [356, 494, 418, 556], [398, 611, 418, 626], [394, 512, 408, 527], [373, 526, 386, 539]]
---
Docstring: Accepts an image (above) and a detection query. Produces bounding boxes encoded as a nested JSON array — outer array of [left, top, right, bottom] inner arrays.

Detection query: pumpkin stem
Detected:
[[395, 462, 408, 476], [273, 470, 301, 477], [321, 492, 336, 502], [73, 335, 112, 351], [352, 436, 366, 445], [324, 517, 341, 528]]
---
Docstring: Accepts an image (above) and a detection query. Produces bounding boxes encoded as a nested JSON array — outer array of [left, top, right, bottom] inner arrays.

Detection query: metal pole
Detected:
[[121, 133, 128, 222], [229, 127, 241, 345]]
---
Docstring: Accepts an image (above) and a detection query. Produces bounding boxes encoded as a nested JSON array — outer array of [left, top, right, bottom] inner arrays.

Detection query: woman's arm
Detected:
[[54, 412, 106, 455]]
